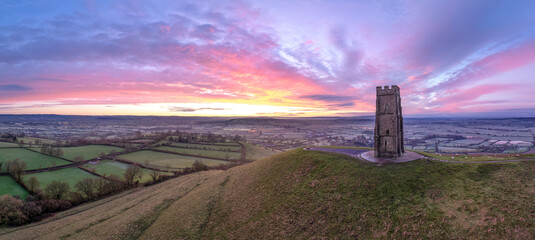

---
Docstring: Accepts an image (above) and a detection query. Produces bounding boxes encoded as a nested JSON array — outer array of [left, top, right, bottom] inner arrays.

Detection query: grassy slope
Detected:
[[0, 148, 71, 173], [61, 145, 124, 161], [118, 150, 229, 169], [0, 176, 28, 198], [142, 149, 535, 239], [242, 142, 281, 161], [0, 171, 220, 240], [23, 167, 98, 189], [4, 149, 535, 239]]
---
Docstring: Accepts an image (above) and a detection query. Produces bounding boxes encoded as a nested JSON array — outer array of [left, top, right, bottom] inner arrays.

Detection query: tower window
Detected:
[[383, 103, 390, 113], [386, 129, 389, 135], [385, 140, 387, 147]]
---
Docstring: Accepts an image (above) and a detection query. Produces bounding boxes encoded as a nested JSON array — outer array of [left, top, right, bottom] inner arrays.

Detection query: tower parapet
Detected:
[[376, 85, 400, 96]]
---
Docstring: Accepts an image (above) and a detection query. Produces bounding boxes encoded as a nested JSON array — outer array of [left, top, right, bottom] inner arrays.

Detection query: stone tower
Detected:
[[374, 85, 404, 158]]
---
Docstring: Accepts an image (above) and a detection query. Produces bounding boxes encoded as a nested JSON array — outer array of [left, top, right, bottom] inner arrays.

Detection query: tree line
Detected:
[[0, 159, 211, 226]]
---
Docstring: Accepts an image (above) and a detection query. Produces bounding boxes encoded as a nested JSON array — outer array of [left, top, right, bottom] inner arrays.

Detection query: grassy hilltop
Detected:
[[3, 149, 535, 239]]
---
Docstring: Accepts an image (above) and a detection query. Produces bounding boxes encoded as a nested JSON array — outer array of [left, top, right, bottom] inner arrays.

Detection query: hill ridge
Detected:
[[4, 149, 535, 239]]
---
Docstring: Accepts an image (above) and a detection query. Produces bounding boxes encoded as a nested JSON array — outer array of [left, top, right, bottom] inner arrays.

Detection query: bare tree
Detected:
[[75, 178, 96, 200], [28, 177, 39, 194], [192, 160, 208, 171], [54, 148, 64, 158], [45, 181, 70, 200], [124, 165, 143, 186], [73, 156, 85, 162], [150, 170, 160, 182], [94, 178, 110, 197], [107, 175, 125, 193], [9, 159, 27, 183]]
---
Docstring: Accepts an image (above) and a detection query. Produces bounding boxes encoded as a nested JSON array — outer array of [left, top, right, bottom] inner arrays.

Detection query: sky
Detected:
[[1, 0, 535, 117]]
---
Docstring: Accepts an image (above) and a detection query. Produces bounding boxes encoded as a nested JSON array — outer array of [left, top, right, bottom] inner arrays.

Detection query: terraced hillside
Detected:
[[4, 148, 535, 239], [0, 171, 220, 239]]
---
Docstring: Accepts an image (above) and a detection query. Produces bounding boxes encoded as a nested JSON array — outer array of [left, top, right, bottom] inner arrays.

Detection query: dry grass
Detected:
[[242, 142, 281, 161], [0, 171, 221, 240], [143, 149, 535, 239]]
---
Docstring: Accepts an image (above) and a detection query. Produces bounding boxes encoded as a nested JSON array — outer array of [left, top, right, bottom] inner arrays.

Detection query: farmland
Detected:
[[23, 167, 99, 189], [155, 146, 241, 160], [82, 160, 171, 183], [0, 142, 17, 148], [17, 137, 59, 145], [0, 176, 28, 198], [117, 150, 229, 170], [169, 142, 242, 151], [0, 139, 254, 198], [61, 145, 124, 161], [0, 148, 71, 173], [5, 149, 535, 239]]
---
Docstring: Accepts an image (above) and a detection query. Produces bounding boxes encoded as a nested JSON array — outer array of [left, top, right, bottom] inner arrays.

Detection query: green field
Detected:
[[82, 160, 171, 183], [117, 150, 229, 170], [61, 145, 124, 161], [156, 146, 241, 160], [0, 176, 29, 198], [0, 148, 72, 173], [169, 142, 242, 152], [23, 167, 99, 190], [18, 137, 59, 145], [0, 142, 18, 148], [214, 142, 241, 146]]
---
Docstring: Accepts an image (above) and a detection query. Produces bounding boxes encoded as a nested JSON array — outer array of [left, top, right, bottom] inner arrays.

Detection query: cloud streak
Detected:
[[0, 0, 534, 116]]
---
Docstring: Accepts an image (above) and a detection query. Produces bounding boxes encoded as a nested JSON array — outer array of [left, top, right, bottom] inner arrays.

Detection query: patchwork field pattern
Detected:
[[169, 142, 242, 152], [0, 148, 71, 173], [82, 160, 171, 183], [61, 145, 124, 161], [117, 150, 229, 170], [155, 146, 241, 160], [23, 167, 99, 189]]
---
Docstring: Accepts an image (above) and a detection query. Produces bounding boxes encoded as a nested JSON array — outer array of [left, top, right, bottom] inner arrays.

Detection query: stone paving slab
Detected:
[[305, 148, 424, 165], [306, 147, 535, 165], [360, 150, 424, 165]]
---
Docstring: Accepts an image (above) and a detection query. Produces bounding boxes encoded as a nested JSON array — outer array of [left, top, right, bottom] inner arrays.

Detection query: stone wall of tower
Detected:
[[374, 85, 404, 158]]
